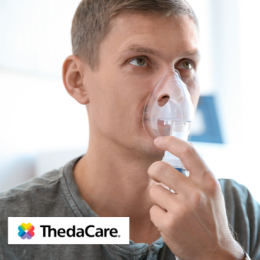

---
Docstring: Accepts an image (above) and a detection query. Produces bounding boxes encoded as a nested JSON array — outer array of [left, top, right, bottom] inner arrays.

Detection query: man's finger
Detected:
[[149, 183, 178, 211], [154, 136, 212, 180], [149, 204, 168, 232], [148, 161, 188, 194]]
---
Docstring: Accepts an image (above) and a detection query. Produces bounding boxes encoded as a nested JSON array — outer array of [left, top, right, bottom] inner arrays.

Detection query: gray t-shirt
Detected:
[[0, 155, 259, 260]]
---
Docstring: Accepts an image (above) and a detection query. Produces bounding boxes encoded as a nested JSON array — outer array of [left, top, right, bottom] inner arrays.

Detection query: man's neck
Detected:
[[73, 135, 162, 244]]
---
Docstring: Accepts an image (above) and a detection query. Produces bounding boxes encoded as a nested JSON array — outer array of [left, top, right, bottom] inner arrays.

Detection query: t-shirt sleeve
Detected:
[[219, 179, 260, 259]]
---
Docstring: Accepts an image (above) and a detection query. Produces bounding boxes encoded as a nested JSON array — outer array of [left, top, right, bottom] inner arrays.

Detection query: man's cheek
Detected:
[[182, 76, 200, 107], [190, 85, 200, 109]]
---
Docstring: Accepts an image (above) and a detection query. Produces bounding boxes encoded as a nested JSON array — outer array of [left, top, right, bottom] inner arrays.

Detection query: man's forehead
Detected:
[[106, 14, 199, 61]]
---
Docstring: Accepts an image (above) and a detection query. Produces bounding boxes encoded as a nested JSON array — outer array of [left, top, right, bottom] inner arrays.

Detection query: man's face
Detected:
[[84, 13, 200, 159]]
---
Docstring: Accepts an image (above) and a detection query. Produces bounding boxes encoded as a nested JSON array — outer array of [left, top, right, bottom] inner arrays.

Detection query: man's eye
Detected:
[[129, 57, 147, 67], [179, 60, 194, 70]]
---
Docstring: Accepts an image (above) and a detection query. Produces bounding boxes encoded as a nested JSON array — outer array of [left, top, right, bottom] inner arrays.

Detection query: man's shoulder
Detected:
[[218, 178, 249, 202], [0, 168, 63, 200], [218, 178, 254, 213], [0, 167, 66, 217], [218, 179, 260, 257]]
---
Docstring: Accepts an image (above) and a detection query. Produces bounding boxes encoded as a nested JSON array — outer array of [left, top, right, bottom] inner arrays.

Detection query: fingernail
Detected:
[[154, 136, 163, 143]]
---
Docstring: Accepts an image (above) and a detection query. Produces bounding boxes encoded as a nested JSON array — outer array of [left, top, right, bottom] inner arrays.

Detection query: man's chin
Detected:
[[134, 138, 165, 159]]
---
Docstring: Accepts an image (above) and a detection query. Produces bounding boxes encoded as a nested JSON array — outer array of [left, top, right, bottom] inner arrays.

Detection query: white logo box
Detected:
[[8, 217, 129, 244]]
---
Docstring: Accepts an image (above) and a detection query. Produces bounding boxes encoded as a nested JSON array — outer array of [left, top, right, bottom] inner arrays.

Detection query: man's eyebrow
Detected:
[[179, 49, 201, 59], [120, 44, 161, 56], [118, 44, 201, 60]]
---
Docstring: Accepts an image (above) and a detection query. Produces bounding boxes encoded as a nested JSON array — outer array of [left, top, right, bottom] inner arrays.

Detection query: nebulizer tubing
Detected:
[[142, 69, 194, 260]]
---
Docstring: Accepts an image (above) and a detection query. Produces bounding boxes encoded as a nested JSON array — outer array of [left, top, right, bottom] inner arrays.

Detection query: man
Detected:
[[0, 0, 259, 259]]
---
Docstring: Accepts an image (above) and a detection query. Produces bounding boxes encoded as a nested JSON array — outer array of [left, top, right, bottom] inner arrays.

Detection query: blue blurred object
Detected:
[[189, 96, 223, 143]]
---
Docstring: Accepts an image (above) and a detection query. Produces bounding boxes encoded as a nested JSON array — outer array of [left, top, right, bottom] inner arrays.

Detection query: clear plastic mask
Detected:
[[142, 69, 194, 175], [143, 70, 194, 140]]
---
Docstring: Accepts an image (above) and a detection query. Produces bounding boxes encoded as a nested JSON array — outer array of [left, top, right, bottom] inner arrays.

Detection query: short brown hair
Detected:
[[71, 0, 198, 70]]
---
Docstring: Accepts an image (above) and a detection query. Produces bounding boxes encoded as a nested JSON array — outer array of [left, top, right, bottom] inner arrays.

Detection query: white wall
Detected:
[[239, 0, 260, 151], [238, 0, 260, 203], [188, 0, 215, 95], [208, 0, 241, 145], [0, 69, 89, 153], [0, 0, 80, 76]]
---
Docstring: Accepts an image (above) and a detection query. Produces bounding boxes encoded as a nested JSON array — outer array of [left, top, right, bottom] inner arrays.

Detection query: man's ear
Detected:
[[62, 55, 89, 105]]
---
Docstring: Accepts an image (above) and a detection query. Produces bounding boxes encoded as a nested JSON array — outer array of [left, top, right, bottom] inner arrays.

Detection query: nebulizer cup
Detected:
[[142, 69, 194, 177]]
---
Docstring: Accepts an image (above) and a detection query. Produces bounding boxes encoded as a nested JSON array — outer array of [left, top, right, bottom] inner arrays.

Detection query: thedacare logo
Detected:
[[18, 223, 35, 239], [9, 217, 129, 244], [40, 225, 119, 238]]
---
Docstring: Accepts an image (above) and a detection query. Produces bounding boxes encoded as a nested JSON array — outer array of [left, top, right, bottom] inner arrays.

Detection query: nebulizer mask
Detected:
[[143, 69, 194, 177]]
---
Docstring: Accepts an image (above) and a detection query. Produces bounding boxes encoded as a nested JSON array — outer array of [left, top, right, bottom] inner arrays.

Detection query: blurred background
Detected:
[[0, 0, 259, 202]]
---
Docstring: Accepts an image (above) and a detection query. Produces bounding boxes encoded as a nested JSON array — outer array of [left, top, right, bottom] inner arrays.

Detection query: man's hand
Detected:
[[148, 136, 245, 260]]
